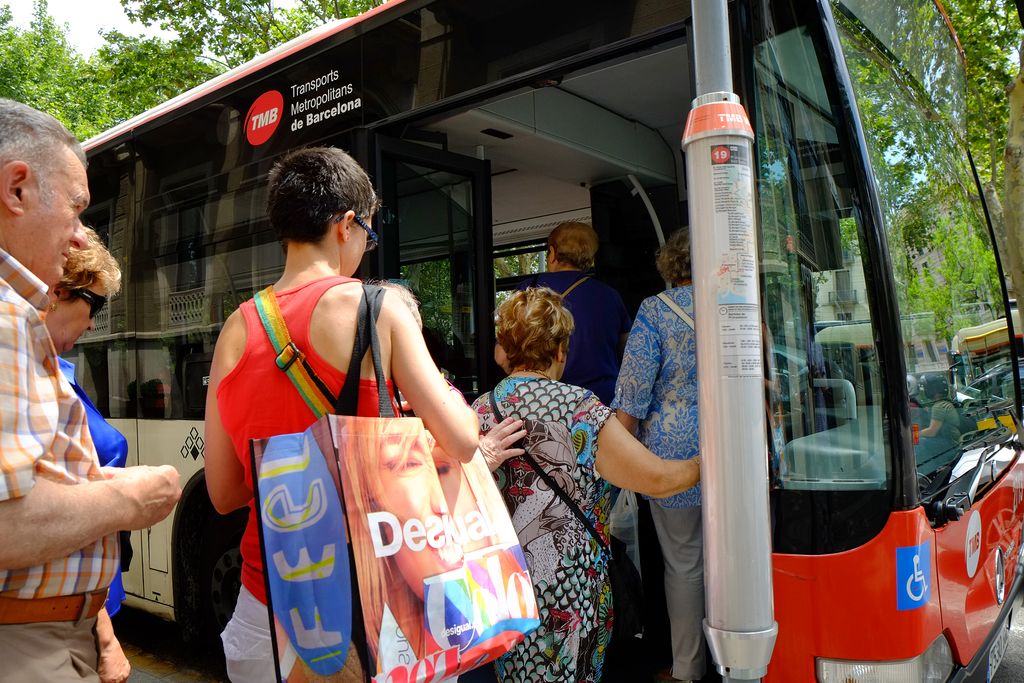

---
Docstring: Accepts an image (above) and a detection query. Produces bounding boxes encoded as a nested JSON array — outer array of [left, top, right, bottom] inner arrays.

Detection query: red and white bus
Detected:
[[79, 0, 1022, 679]]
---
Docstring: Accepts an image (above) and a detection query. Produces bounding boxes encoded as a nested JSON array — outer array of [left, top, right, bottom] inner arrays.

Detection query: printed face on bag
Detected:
[[366, 436, 503, 597], [373, 434, 464, 596]]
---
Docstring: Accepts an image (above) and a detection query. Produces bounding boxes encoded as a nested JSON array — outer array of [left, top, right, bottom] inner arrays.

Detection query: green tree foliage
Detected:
[[834, 3, 1006, 356], [943, 0, 1020, 187], [492, 250, 545, 307], [941, 1, 1024, 299], [402, 259, 453, 342], [120, 0, 383, 69], [905, 214, 1001, 342], [0, 0, 221, 140], [0, 2, 112, 139], [88, 31, 221, 124], [493, 251, 544, 281]]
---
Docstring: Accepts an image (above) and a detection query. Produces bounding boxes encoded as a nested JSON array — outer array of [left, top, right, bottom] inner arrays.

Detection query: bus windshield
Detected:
[[834, 0, 1015, 494], [755, 0, 1015, 549], [754, 0, 892, 553]]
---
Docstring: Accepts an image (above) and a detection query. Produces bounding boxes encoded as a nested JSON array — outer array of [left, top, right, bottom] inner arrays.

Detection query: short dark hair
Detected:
[[266, 147, 380, 244], [0, 99, 85, 197]]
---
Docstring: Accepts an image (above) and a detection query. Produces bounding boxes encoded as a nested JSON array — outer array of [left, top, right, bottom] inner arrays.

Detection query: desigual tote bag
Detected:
[[251, 285, 539, 682]]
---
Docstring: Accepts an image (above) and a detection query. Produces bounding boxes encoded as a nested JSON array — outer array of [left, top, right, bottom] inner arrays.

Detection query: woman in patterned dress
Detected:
[[473, 287, 701, 683]]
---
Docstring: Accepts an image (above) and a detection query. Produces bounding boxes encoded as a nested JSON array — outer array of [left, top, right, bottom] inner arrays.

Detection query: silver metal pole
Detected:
[[692, 0, 734, 95], [684, 1, 778, 680]]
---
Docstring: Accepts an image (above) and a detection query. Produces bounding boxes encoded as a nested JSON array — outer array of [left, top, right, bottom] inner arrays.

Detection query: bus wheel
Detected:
[[200, 508, 246, 642], [208, 537, 243, 631]]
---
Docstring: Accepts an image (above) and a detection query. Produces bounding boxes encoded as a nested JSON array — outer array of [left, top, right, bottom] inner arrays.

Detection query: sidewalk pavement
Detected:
[[124, 641, 226, 682]]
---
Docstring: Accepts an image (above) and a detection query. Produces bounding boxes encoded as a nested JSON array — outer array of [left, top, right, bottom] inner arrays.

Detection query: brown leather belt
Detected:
[[0, 589, 107, 625]]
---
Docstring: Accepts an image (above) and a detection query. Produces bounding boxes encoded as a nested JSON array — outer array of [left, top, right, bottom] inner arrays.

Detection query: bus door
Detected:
[[373, 136, 494, 399]]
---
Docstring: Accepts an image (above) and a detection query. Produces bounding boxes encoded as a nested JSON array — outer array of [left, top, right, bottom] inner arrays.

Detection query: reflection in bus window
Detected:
[[834, 2, 1014, 492], [73, 155, 133, 418], [493, 241, 547, 308], [136, 173, 284, 419], [389, 161, 479, 397], [755, 16, 888, 497]]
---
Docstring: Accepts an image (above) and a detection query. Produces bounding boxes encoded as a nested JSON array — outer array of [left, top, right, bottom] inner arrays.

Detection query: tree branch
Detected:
[[1000, 37, 1024, 299]]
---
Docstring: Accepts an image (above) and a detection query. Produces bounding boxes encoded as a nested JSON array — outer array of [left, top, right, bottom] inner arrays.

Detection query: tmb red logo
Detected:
[[245, 90, 284, 146]]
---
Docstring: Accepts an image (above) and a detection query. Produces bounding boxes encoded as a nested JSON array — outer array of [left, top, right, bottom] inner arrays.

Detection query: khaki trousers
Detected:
[[0, 617, 99, 681], [650, 504, 706, 681]]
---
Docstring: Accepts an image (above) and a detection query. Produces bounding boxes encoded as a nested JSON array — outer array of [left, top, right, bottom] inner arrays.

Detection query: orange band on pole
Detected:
[[683, 101, 753, 140]]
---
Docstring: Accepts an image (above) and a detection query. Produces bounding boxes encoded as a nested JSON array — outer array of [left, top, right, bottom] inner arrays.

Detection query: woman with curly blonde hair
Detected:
[[46, 226, 131, 682], [473, 287, 700, 683], [47, 226, 120, 353]]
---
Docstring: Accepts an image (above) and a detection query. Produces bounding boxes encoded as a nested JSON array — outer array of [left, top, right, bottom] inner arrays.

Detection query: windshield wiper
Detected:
[[923, 441, 1000, 524], [923, 427, 1019, 525], [922, 397, 1020, 525]]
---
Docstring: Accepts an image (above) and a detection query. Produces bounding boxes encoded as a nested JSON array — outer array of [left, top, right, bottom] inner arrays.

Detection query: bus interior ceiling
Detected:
[[403, 40, 692, 305]]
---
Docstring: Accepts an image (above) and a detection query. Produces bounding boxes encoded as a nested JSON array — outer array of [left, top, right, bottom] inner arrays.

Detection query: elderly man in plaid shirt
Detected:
[[0, 99, 182, 682]]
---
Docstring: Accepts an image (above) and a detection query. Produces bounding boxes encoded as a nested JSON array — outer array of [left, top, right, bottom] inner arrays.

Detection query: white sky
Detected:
[[3, 0, 174, 55]]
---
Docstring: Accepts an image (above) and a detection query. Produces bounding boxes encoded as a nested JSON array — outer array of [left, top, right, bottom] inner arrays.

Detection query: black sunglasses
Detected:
[[353, 215, 378, 252], [71, 289, 107, 318], [333, 213, 379, 252]]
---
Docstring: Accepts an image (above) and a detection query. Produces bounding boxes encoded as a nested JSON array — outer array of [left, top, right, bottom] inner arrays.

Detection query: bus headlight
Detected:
[[816, 635, 953, 682]]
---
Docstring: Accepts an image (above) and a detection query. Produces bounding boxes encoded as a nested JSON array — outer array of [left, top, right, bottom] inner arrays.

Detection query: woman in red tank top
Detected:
[[204, 148, 481, 683]]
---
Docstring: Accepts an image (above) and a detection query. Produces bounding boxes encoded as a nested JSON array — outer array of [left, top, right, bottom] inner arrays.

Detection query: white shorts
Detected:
[[221, 585, 280, 683]]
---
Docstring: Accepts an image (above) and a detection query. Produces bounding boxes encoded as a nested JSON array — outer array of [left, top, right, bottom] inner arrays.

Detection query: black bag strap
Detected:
[[488, 391, 608, 553], [335, 287, 370, 415], [364, 285, 393, 417], [334, 284, 395, 417]]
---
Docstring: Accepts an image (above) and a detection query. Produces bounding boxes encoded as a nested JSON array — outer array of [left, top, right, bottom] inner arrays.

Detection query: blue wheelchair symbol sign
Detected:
[[896, 541, 931, 610]]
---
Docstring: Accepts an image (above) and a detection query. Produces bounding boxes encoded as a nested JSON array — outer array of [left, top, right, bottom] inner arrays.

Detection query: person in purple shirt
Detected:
[[518, 221, 631, 404]]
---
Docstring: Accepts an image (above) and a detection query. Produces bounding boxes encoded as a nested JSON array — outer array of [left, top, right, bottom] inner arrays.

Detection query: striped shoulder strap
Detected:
[[253, 286, 335, 418], [657, 291, 694, 330]]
